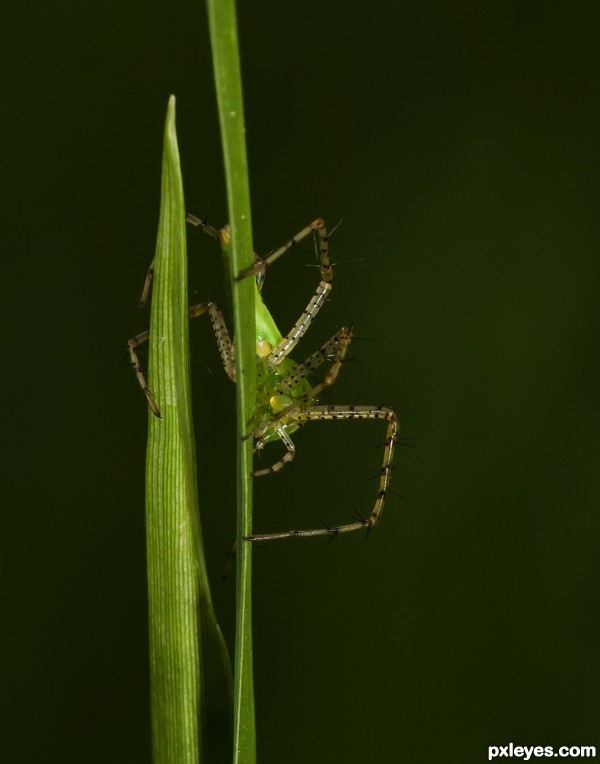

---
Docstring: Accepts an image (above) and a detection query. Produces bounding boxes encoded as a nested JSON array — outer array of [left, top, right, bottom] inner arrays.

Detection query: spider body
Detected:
[[128, 215, 399, 541], [254, 354, 313, 446]]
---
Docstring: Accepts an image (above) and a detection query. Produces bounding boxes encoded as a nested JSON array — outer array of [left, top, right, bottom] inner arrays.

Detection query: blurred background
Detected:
[[3, 1, 600, 762]]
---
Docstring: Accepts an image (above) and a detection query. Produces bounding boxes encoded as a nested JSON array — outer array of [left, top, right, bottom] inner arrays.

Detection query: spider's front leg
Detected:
[[139, 214, 222, 309], [236, 218, 334, 364]]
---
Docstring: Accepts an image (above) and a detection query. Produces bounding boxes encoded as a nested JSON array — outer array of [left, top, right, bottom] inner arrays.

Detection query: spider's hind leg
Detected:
[[245, 405, 399, 542]]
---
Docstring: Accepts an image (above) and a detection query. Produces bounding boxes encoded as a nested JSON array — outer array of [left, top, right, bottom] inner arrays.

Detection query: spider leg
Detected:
[[253, 425, 296, 477], [244, 405, 399, 541], [185, 212, 222, 241], [127, 328, 160, 417], [188, 213, 268, 291], [237, 218, 331, 283], [190, 216, 332, 357], [128, 301, 235, 417], [139, 214, 222, 309], [275, 327, 351, 394], [267, 219, 334, 365], [139, 262, 155, 310], [189, 302, 236, 382], [236, 218, 333, 365]]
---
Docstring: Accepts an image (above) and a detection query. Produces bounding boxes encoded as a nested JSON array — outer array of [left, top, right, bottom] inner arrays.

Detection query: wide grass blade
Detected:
[[205, 1, 257, 762], [146, 95, 233, 763]]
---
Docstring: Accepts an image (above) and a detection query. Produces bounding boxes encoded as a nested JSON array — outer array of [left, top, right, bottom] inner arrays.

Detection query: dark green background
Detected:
[[3, 2, 600, 762]]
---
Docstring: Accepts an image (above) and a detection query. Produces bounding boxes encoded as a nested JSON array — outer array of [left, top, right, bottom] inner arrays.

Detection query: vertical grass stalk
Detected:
[[205, 1, 257, 762]]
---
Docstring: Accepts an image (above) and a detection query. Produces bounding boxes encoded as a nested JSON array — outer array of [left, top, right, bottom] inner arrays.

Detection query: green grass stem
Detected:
[[205, 1, 257, 762]]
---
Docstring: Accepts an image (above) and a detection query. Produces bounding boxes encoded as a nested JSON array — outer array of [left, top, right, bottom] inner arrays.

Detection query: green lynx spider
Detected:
[[128, 215, 399, 541]]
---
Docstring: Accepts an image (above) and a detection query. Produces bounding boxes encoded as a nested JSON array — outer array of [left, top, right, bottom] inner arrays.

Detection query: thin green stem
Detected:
[[205, 2, 256, 763]]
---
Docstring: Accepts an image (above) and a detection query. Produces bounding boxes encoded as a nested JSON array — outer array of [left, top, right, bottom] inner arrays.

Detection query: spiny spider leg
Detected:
[[189, 216, 332, 364], [275, 327, 350, 394], [267, 219, 334, 366], [128, 301, 234, 417], [127, 328, 160, 417], [185, 212, 221, 240], [189, 302, 236, 382], [237, 218, 331, 283], [245, 405, 399, 541], [187, 213, 269, 291], [139, 265, 155, 310], [236, 219, 334, 366], [139, 214, 221, 309], [253, 425, 296, 477]]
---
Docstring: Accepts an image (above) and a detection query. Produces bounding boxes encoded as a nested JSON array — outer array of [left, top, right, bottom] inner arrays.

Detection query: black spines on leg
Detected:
[[349, 507, 369, 528], [319, 520, 341, 543]]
